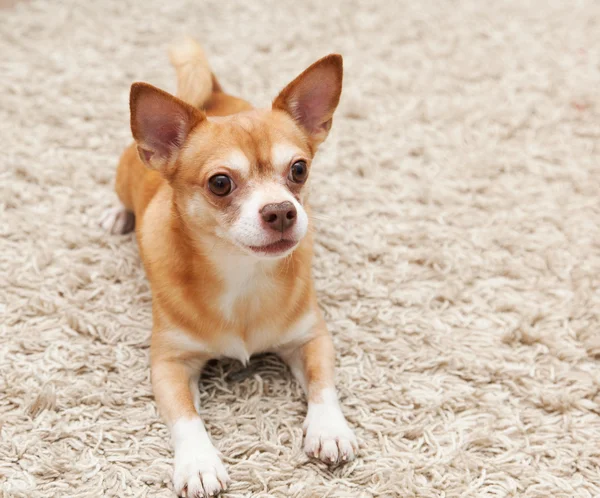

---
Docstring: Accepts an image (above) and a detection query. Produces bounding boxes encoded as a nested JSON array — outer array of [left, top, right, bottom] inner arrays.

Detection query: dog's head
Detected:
[[130, 55, 342, 259]]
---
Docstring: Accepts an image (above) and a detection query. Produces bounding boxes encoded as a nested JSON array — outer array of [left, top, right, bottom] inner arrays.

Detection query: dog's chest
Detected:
[[218, 271, 266, 321], [167, 252, 316, 362], [217, 260, 272, 323], [214, 265, 292, 360], [168, 310, 316, 364]]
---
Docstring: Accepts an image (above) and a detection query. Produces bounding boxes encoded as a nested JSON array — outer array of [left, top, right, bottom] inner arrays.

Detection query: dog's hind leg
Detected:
[[100, 143, 140, 235], [99, 205, 135, 235]]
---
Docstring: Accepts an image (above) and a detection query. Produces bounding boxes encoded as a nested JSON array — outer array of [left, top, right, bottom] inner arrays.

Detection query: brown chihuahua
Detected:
[[101, 37, 357, 497]]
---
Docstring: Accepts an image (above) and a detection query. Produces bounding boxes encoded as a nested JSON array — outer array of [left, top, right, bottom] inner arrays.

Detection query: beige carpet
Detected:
[[2, 0, 600, 496]]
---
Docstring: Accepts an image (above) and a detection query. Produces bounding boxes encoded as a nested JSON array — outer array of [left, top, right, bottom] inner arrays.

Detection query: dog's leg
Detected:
[[99, 205, 135, 235], [279, 320, 358, 464], [152, 355, 230, 497]]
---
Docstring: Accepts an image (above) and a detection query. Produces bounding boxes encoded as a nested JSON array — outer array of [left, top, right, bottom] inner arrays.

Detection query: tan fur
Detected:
[[168, 36, 214, 108], [113, 38, 348, 494]]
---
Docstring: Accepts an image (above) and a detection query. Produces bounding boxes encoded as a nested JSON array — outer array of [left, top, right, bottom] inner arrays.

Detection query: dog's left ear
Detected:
[[273, 54, 343, 148]]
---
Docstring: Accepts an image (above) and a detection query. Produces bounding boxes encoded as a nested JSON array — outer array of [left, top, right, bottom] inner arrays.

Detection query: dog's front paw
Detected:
[[172, 418, 230, 498], [173, 444, 230, 497], [303, 392, 358, 464], [303, 419, 358, 464]]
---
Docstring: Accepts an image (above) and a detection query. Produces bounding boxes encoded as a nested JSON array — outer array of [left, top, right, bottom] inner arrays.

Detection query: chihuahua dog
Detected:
[[102, 37, 357, 497]]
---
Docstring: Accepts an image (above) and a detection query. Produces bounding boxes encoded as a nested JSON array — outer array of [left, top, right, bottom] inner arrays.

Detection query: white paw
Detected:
[[99, 206, 135, 235], [172, 419, 230, 497], [303, 389, 358, 464], [173, 451, 229, 497]]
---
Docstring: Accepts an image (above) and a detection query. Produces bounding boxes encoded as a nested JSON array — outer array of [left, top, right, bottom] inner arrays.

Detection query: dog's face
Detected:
[[174, 110, 313, 258], [130, 55, 342, 259]]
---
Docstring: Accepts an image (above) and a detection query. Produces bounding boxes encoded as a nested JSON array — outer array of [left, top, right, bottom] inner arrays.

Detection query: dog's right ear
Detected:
[[130, 82, 204, 175]]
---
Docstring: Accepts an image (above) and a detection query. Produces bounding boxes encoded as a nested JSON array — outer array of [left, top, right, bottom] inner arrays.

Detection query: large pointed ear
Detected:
[[272, 54, 343, 147], [130, 82, 204, 175]]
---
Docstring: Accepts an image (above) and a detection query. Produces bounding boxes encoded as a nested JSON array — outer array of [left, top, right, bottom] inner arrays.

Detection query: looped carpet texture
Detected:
[[1, 0, 600, 496]]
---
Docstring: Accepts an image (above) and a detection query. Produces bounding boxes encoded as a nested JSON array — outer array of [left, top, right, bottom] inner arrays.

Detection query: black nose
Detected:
[[260, 201, 297, 232]]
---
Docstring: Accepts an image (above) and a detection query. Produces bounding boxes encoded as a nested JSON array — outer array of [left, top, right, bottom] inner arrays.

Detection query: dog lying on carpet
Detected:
[[101, 37, 357, 497]]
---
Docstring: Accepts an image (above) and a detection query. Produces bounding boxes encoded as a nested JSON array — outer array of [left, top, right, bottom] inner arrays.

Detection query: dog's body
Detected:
[[103, 38, 356, 497]]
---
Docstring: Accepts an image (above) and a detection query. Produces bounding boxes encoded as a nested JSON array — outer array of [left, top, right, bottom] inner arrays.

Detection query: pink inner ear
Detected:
[[138, 110, 187, 158], [134, 91, 192, 159], [138, 146, 154, 163], [288, 68, 339, 134], [293, 86, 333, 132]]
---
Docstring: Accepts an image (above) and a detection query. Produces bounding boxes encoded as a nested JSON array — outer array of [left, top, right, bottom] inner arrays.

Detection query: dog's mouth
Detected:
[[247, 239, 298, 255]]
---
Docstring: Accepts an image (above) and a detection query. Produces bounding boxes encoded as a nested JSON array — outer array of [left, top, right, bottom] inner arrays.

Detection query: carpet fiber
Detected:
[[2, 1, 600, 496]]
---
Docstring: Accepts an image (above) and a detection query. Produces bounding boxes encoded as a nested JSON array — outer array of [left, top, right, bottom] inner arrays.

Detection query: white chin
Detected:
[[242, 239, 299, 259], [216, 227, 305, 260]]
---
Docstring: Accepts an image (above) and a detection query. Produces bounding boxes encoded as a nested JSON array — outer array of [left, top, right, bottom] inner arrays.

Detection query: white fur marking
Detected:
[[186, 192, 204, 218], [244, 311, 318, 357], [211, 247, 277, 323], [166, 328, 250, 364], [303, 388, 358, 464], [223, 149, 250, 175], [218, 334, 250, 364], [167, 328, 211, 356], [271, 143, 304, 172], [278, 311, 318, 350], [228, 188, 270, 248], [172, 418, 230, 496], [166, 308, 315, 366]]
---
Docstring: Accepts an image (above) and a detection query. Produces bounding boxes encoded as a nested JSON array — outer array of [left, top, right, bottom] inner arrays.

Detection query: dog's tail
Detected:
[[169, 36, 216, 108]]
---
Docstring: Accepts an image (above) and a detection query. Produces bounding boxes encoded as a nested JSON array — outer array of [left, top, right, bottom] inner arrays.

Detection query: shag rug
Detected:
[[2, 0, 600, 496]]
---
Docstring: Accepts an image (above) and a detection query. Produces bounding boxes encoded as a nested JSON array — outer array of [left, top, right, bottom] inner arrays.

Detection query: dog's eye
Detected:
[[208, 174, 234, 196], [289, 160, 308, 183]]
